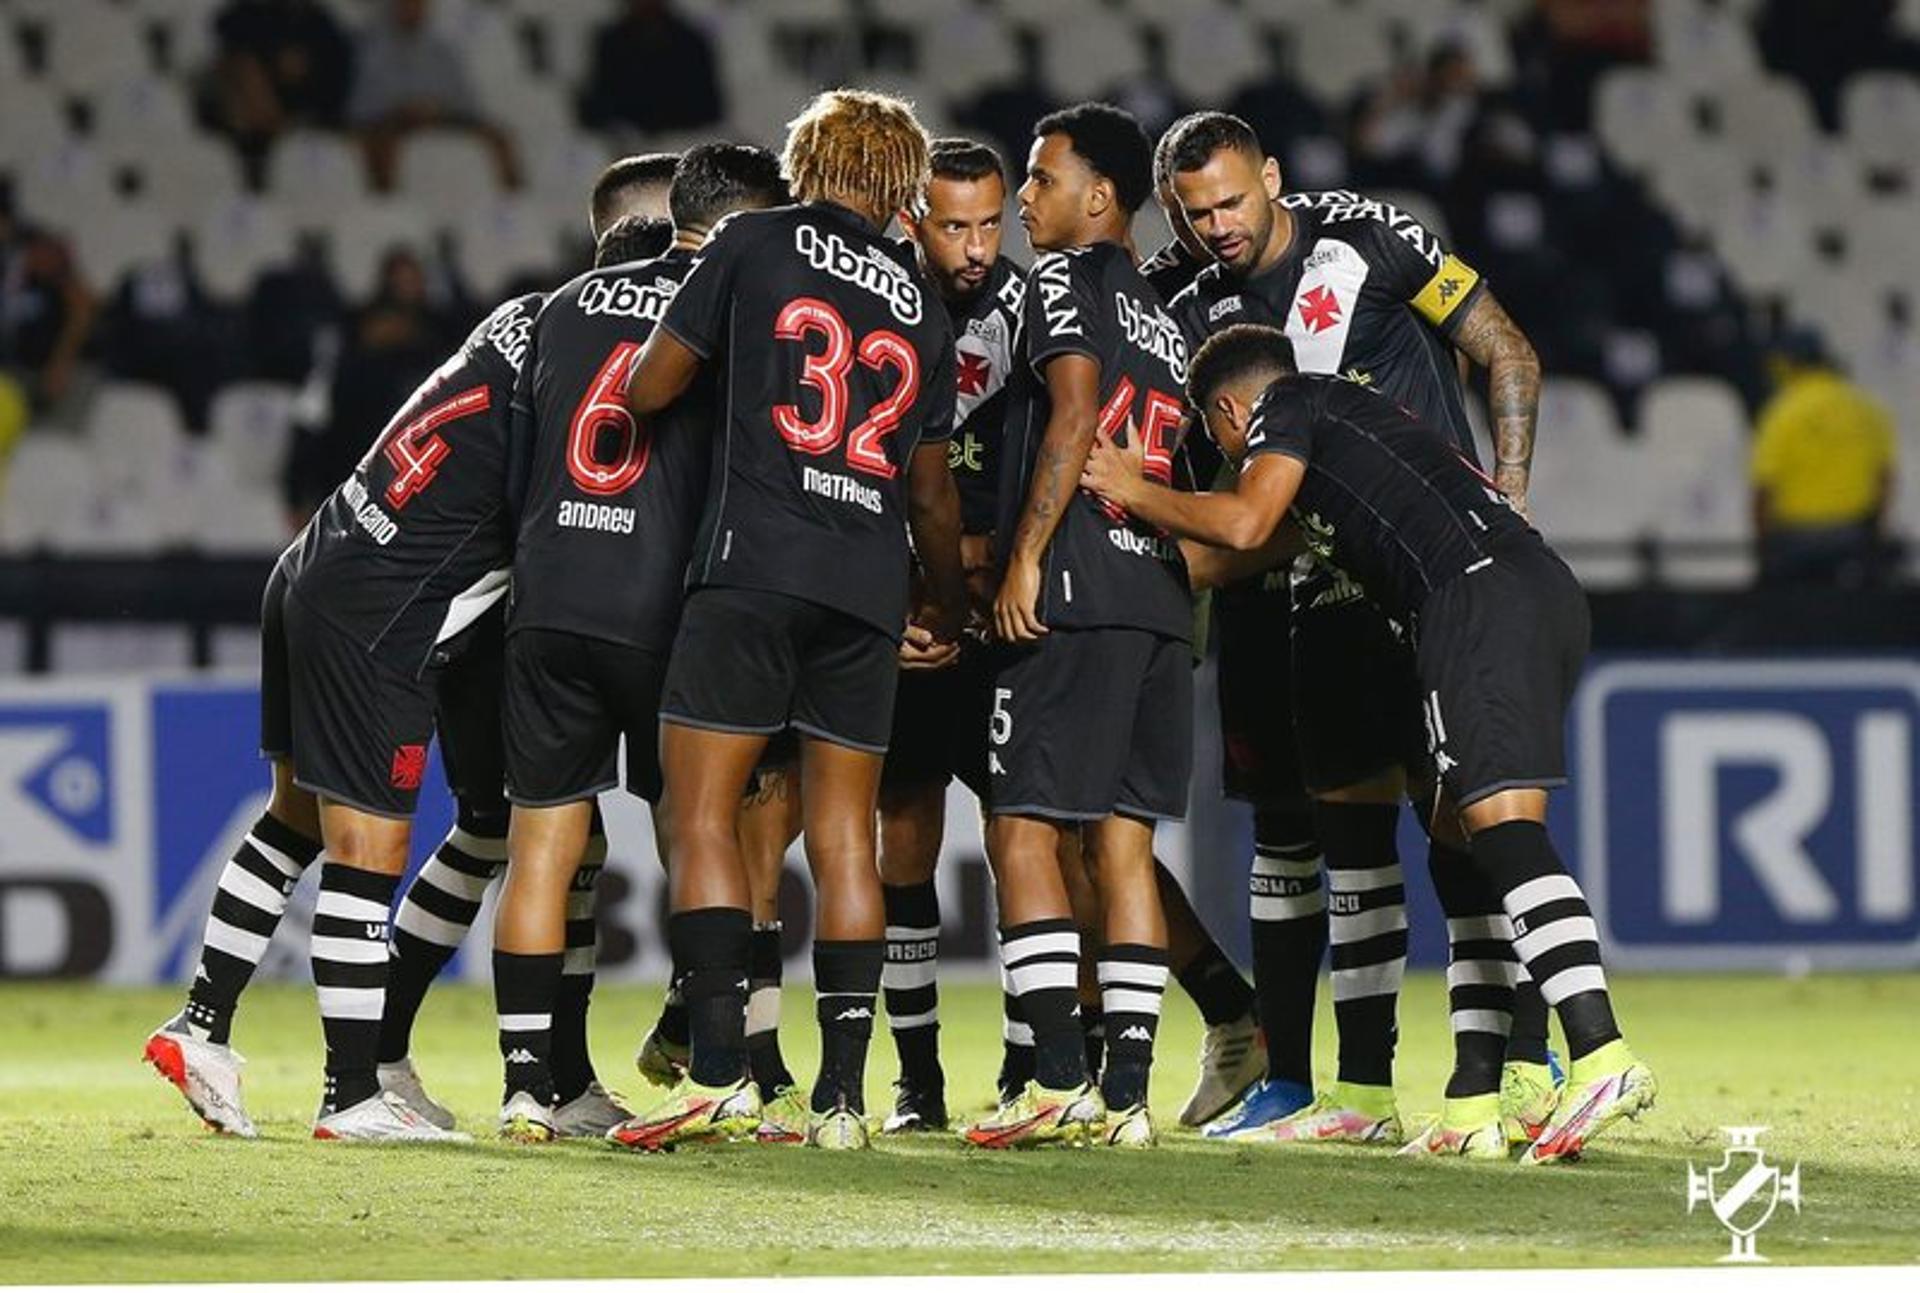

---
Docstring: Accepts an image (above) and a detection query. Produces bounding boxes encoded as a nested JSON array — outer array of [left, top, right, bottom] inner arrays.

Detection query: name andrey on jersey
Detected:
[[556, 498, 636, 534], [793, 223, 923, 325]]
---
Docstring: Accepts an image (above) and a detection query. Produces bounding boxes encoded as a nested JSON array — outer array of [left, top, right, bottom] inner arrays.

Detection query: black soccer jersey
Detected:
[[509, 248, 706, 654], [1243, 374, 1534, 617], [1139, 237, 1208, 302], [659, 202, 957, 638], [945, 255, 1024, 535], [1171, 190, 1485, 458], [284, 292, 537, 678], [998, 242, 1193, 641]]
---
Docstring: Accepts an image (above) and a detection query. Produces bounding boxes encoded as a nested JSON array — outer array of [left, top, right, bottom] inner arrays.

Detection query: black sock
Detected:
[[1159, 859, 1255, 1025], [746, 922, 795, 1093], [1248, 804, 1325, 1086], [1506, 972, 1552, 1065], [997, 958, 1035, 1101], [656, 978, 691, 1047], [1428, 841, 1515, 1099], [669, 907, 751, 1088], [881, 880, 943, 1087], [1081, 1005, 1106, 1082], [1098, 943, 1169, 1109], [378, 816, 504, 1064], [1001, 919, 1085, 1091], [551, 843, 604, 1103], [812, 939, 882, 1115], [312, 862, 399, 1115], [1316, 800, 1406, 1088], [494, 949, 562, 1106], [1472, 820, 1621, 1062], [185, 812, 321, 1045]]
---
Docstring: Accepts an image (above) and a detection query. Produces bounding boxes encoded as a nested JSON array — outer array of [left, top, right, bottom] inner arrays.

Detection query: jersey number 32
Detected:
[[771, 296, 920, 480]]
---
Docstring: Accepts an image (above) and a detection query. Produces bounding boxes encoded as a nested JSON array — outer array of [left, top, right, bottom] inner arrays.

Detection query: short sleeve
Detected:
[[1242, 380, 1314, 465], [1168, 279, 1209, 350], [917, 320, 958, 446], [1025, 251, 1106, 373], [1362, 203, 1485, 337], [660, 212, 753, 359], [503, 324, 539, 533]]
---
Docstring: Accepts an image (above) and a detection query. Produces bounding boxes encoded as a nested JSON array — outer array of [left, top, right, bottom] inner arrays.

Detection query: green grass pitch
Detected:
[[2, 973, 1914, 1280]]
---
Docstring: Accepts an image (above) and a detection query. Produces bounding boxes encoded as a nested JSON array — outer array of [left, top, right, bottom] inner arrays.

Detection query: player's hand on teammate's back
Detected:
[[993, 556, 1048, 642], [899, 621, 961, 670], [1079, 420, 1148, 510]]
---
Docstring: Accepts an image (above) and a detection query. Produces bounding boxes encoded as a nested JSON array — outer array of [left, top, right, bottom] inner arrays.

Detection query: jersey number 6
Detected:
[[567, 342, 650, 495], [771, 296, 920, 480]]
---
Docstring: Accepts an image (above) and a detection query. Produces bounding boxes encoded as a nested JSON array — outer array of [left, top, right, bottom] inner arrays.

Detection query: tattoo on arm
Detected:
[[1452, 292, 1541, 494]]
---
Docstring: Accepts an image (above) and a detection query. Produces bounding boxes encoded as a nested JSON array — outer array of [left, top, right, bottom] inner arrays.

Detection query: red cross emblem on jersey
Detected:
[[956, 350, 992, 397], [1297, 284, 1342, 334], [390, 744, 428, 791]]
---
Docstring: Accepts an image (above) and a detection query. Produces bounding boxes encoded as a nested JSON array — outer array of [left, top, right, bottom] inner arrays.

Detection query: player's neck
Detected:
[[810, 192, 889, 230], [671, 225, 706, 251], [1250, 204, 1296, 277]]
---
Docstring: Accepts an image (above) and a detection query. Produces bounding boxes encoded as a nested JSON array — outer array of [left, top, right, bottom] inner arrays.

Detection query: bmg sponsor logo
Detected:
[[1578, 660, 1920, 969]]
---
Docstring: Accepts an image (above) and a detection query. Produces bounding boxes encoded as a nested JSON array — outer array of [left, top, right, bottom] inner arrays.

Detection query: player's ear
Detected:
[[897, 208, 920, 240], [1262, 157, 1282, 200], [1087, 174, 1114, 221]]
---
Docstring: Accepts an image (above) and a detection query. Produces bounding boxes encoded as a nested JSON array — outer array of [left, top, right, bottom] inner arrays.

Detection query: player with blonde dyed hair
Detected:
[[779, 88, 932, 227]]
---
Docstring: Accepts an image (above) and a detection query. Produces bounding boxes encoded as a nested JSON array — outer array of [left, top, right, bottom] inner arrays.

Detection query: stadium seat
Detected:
[[453, 196, 562, 300], [1594, 67, 1696, 174], [190, 196, 298, 302], [1037, 7, 1148, 103], [1638, 376, 1756, 587], [0, 620, 24, 674], [68, 202, 178, 291], [39, 3, 153, 95], [210, 624, 263, 674], [125, 135, 246, 229], [129, 0, 219, 76], [326, 200, 435, 302], [1843, 197, 1920, 298], [87, 75, 197, 153], [48, 624, 194, 673], [1288, 7, 1398, 108], [0, 83, 70, 172], [1164, 3, 1267, 105], [1653, 0, 1762, 88], [1526, 379, 1650, 589], [1762, 138, 1871, 234], [1708, 191, 1814, 299], [1713, 76, 1819, 165], [0, 436, 91, 552], [265, 130, 375, 230], [85, 382, 192, 501], [190, 466, 291, 557], [395, 131, 510, 228], [45, 487, 181, 556], [9, 140, 116, 232], [1840, 71, 1920, 174], [916, 7, 1020, 103], [525, 129, 623, 239], [209, 383, 299, 491], [1646, 147, 1745, 238]]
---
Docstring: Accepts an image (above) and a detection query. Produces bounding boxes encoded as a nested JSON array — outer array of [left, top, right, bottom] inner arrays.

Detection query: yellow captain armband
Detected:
[[1411, 253, 1480, 326]]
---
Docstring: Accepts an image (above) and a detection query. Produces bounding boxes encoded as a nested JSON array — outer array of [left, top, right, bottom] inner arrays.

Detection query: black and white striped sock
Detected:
[[552, 833, 605, 1102], [1317, 801, 1407, 1089], [495, 949, 562, 1107], [312, 861, 399, 1114], [185, 813, 321, 1044], [1473, 820, 1620, 1062], [377, 821, 505, 1065], [1097, 944, 1169, 1109], [1247, 807, 1326, 1087], [1000, 919, 1084, 1092], [882, 880, 942, 1087], [997, 955, 1035, 1101], [746, 922, 796, 1093], [1430, 845, 1519, 1099]]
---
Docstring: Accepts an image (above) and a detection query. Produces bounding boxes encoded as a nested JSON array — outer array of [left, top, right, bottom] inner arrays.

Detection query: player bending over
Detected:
[[610, 90, 967, 1152], [1082, 324, 1656, 1163]]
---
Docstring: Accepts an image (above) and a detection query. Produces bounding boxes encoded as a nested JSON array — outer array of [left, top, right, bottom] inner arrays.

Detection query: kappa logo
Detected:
[[1118, 1025, 1152, 1043], [1436, 275, 1464, 305], [1688, 1127, 1801, 1262], [506, 1048, 538, 1065], [390, 744, 428, 791], [834, 1005, 874, 1022]]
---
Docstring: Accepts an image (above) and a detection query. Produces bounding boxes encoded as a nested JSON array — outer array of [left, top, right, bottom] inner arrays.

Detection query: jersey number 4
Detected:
[[772, 297, 919, 480], [567, 342, 650, 495], [1092, 378, 1183, 522], [375, 385, 492, 510]]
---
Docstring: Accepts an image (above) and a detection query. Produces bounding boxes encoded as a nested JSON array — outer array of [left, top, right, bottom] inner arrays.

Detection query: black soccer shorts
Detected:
[[270, 583, 440, 819], [660, 586, 899, 754], [1414, 538, 1591, 809], [988, 626, 1192, 823], [504, 627, 669, 805], [1214, 571, 1311, 811], [882, 643, 996, 801], [432, 603, 509, 813], [1288, 563, 1428, 795]]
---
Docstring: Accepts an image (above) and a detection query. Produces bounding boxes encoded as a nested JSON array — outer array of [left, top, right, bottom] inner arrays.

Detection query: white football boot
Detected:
[[143, 1013, 257, 1138], [552, 1081, 634, 1139], [1178, 1011, 1267, 1127], [313, 1090, 471, 1142], [376, 1057, 457, 1131]]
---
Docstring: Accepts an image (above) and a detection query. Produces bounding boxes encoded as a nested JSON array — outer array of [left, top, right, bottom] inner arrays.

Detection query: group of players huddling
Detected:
[[144, 87, 1657, 1162]]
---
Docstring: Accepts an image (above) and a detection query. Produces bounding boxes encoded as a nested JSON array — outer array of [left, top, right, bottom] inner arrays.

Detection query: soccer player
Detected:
[[965, 103, 1192, 1150], [488, 143, 789, 1142], [146, 286, 538, 1141], [611, 90, 966, 1152], [876, 136, 1025, 1134], [1139, 113, 1212, 301], [1161, 111, 1556, 1146], [1082, 324, 1657, 1163], [589, 152, 680, 238]]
